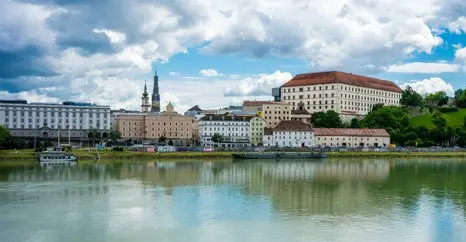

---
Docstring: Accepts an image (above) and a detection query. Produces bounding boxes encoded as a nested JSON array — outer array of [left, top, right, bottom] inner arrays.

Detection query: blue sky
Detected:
[[1, 0, 466, 112]]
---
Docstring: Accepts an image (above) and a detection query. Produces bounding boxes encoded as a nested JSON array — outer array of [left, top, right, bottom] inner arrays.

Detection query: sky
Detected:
[[1, 0, 466, 113]]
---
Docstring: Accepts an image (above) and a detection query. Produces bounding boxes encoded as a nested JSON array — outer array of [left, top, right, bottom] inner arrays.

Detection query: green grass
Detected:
[[411, 108, 466, 129]]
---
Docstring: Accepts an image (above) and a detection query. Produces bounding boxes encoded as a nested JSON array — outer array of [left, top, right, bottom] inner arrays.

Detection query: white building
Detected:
[[280, 71, 402, 121], [313, 128, 390, 147], [263, 120, 314, 147], [199, 114, 265, 148], [0, 100, 111, 141]]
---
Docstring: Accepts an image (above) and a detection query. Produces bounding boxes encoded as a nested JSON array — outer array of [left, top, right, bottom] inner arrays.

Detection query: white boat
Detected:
[[39, 151, 78, 166]]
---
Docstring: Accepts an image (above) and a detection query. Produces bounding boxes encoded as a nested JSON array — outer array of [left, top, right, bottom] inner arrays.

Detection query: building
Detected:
[[184, 105, 203, 117], [280, 71, 403, 121], [110, 109, 139, 130], [262, 120, 314, 147], [0, 99, 111, 142], [313, 128, 390, 147], [250, 116, 266, 146], [151, 71, 161, 112], [115, 103, 194, 146], [141, 81, 150, 113], [199, 114, 265, 148]]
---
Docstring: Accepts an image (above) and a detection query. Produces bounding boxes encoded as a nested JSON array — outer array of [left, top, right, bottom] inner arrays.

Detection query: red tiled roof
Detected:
[[281, 71, 403, 93], [313, 128, 390, 137], [273, 120, 313, 132]]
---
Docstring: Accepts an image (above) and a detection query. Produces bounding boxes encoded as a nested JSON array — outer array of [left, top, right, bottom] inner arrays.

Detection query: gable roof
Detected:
[[187, 105, 202, 112], [313, 128, 390, 137], [281, 71, 402, 93], [243, 101, 274, 106], [273, 120, 313, 132]]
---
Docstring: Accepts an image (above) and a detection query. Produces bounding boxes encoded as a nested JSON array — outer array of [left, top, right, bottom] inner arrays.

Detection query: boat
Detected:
[[232, 152, 326, 160], [38, 151, 78, 166]]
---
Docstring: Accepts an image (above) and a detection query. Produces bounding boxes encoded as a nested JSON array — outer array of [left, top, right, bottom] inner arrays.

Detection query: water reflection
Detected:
[[0, 159, 466, 242]]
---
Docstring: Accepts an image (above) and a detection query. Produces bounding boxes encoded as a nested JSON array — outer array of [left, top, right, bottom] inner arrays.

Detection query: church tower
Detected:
[[151, 69, 161, 112], [141, 81, 150, 113]]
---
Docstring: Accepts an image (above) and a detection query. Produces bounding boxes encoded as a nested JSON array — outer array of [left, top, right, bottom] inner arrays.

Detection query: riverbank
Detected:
[[2, 149, 466, 164]]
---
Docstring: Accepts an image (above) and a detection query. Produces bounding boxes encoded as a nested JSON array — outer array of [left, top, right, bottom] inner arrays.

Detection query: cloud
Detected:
[[168, 72, 180, 76], [386, 62, 462, 73], [93, 29, 126, 44], [199, 69, 223, 77], [455, 47, 466, 62], [224, 71, 292, 97], [448, 16, 466, 34], [400, 77, 455, 95]]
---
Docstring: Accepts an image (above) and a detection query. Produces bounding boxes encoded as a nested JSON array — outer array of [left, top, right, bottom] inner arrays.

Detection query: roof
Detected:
[[186, 105, 202, 112], [243, 101, 274, 106], [273, 121, 313, 132], [281, 71, 403, 93], [313, 128, 390, 137], [200, 114, 254, 122], [264, 127, 273, 135]]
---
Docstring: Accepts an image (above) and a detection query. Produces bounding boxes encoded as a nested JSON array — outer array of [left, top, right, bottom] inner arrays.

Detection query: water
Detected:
[[1, 159, 466, 242]]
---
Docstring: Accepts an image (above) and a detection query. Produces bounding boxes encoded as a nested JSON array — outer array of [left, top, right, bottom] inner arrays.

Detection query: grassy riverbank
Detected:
[[3, 149, 466, 165]]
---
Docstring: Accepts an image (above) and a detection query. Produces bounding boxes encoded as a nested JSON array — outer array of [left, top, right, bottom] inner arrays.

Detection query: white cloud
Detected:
[[224, 71, 292, 97], [386, 62, 461, 73], [448, 16, 466, 34], [168, 72, 180, 76], [400, 77, 454, 95], [93, 28, 126, 44], [455, 47, 466, 62], [199, 69, 223, 77]]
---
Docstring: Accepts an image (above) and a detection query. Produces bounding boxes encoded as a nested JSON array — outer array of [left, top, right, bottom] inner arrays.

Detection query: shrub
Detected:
[[112, 147, 124, 152], [438, 106, 459, 113]]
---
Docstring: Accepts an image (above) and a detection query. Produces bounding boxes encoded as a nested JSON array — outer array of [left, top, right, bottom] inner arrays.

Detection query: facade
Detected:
[[250, 116, 266, 146], [115, 103, 194, 146], [262, 102, 292, 128], [0, 100, 111, 141], [280, 71, 403, 121], [262, 120, 314, 147], [151, 71, 161, 112], [110, 109, 139, 130], [200, 114, 260, 147], [313, 128, 390, 147]]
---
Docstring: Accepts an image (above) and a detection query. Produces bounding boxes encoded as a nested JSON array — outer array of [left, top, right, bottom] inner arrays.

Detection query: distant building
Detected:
[[280, 71, 402, 121], [199, 114, 265, 147], [0, 100, 111, 142], [262, 120, 314, 147], [184, 105, 203, 116], [115, 103, 194, 146], [313, 128, 390, 147], [151, 70, 161, 112]]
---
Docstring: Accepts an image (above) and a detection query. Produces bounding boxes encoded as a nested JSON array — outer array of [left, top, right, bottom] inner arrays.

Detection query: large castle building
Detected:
[[278, 71, 403, 121]]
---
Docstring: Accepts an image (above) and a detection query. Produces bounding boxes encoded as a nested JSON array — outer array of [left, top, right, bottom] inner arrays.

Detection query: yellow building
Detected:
[[116, 103, 194, 146]]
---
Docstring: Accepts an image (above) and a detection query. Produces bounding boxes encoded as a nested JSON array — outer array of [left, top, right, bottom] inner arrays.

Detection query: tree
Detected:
[[87, 128, 101, 146], [158, 135, 167, 144], [350, 118, 360, 128], [372, 103, 384, 112], [425, 91, 448, 107], [432, 112, 446, 129], [0, 125, 10, 142], [401, 85, 423, 107], [456, 89, 466, 108], [361, 106, 411, 145], [168, 139, 174, 146], [311, 110, 342, 128], [211, 133, 224, 144], [109, 131, 121, 142]]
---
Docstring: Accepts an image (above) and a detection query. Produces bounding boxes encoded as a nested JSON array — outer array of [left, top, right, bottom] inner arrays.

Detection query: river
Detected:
[[0, 159, 465, 242]]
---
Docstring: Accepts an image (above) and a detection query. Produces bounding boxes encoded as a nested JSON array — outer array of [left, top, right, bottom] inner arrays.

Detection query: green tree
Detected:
[[0, 125, 10, 142], [432, 112, 446, 129], [168, 139, 174, 146], [211, 133, 224, 144], [455, 89, 463, 99], [311, 110, 342, 128], [109, 131, 121, 142], [456, 89, 466, 108], [87, 128, 101, 146], [350, 118, 360, 128], [372, 103, 384, 112], [158, 135, 167, 144], [425, 91, 448, 106], [401, 85, 423, 107]]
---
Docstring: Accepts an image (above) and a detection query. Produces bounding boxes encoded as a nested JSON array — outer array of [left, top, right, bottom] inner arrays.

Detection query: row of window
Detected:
[[2, 106, 108, 112], [202, 127, 250, 132], [283, 85, 401, 98], [317, 137, 379, 141]]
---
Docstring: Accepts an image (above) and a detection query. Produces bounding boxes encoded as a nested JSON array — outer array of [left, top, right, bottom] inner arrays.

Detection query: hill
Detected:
[[411, 108, 466, 129]]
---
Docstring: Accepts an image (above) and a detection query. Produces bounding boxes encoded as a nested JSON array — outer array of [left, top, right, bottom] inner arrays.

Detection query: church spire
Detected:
[[143, 80, 148, 97], [151, 67, 161, 112], [141, 80, 150, 112]]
